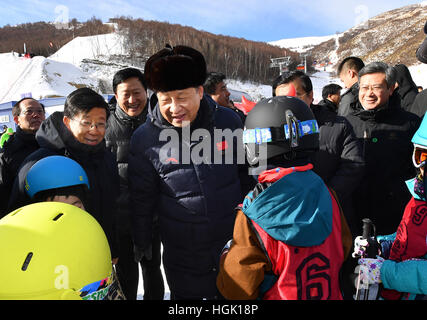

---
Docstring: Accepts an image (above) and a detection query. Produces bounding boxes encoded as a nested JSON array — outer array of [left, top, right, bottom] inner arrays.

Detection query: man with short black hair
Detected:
[[0, 98, 45, 215], [345, 61, 421, 235], [321, 83, 342, 111], [203, 72, 246, 123], [105, 67, 164, 300], [337, 56, 365, 116]]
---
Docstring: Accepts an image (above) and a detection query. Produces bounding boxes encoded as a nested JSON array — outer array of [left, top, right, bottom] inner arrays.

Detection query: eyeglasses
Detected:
[[72, 118, 107, 130], [413, 147, 427, 168], [359, 84, 387, 94], [21, 109, 45, 116]]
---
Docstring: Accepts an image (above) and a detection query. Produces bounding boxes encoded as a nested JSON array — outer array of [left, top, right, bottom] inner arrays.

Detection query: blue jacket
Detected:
[[128, 94, 244, 298]]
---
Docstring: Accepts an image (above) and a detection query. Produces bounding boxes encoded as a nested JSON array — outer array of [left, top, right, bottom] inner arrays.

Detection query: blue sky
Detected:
[[0, 0, 423, 42]]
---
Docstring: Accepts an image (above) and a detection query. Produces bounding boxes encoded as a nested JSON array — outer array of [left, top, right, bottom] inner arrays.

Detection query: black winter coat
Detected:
[[8, 112, 120, 257], [310, 100, 365, 234], [338, 82, 359, 117], [410, 89, 427, 119], [128, 95, 244, 299], [345, 100, 420, 235], [0, 126, 39, 216], [104, 103, 148, 233], [394, 64, 419, 116]]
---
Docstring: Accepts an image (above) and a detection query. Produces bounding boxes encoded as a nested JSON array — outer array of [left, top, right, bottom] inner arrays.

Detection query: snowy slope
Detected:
[[0, 52, 99, 103], [49, 33, 127, 66], [2, 31, 426, 105], [409, 64, 427, 89], [269, 34, 338, 53]]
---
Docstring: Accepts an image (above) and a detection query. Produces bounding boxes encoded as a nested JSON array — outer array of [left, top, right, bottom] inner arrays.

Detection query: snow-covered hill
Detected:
[[49, 33, 127, 66], [0, 32, 275, 104], [0, 33, 137, 104], [268, 34, 338, 54], [0, 52, 99, 103], [270, 3, 427, 71]]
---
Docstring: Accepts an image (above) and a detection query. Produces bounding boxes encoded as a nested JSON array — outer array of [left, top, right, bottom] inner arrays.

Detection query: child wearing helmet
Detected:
[[24, 155, 90, 210], [0, 202, 113, 300], [19, 155, 126, 300], [216, 96, 352, 300], [353, 115, 427, 300]]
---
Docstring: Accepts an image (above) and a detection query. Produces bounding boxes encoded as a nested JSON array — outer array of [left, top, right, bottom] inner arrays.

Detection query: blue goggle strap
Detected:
[[243, 119, 318, 145]]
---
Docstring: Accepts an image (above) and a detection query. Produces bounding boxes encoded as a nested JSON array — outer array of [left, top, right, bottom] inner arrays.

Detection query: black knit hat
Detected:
[[416, 21, 427, 64], [144, 45, 207, 92]]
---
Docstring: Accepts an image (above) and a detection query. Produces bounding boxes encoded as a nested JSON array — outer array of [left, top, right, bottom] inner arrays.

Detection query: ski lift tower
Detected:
[[300, 53, 310, 73], [270, 56, 291, 75]]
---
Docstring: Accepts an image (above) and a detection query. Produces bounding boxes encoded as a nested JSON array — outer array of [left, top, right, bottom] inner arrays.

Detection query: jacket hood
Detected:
[[395, 64, 418, 97], [242, 169, 332, 247], [36, 111, 106, 155]]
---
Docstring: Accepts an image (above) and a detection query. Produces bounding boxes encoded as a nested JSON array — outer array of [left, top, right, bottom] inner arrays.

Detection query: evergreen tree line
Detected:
[[112, 17, 303, 84], [0, 16, 310, 83], [0, 17, 112, 57]]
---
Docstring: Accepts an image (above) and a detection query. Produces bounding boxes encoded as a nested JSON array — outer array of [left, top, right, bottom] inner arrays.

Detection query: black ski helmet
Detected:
[[243, 96, 319, 166]]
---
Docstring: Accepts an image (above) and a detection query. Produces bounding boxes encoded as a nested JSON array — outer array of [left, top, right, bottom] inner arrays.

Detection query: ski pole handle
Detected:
[[361, 218, 378, 258], [362, 218, 374, 239]]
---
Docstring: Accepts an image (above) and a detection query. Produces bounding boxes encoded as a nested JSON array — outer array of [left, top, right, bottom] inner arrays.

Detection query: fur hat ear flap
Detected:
[[416, 37, 427, 64], [416, 21, 427, 64], [145, 45, 207, 92]]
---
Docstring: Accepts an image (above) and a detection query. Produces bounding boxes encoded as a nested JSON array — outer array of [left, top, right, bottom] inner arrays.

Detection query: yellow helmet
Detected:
[[0, 202, 112, 300]]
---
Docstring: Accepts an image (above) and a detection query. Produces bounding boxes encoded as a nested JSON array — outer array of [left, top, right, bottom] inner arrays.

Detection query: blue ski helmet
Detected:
[[412, 116, 427, 147], [25, 156, 90, 199]]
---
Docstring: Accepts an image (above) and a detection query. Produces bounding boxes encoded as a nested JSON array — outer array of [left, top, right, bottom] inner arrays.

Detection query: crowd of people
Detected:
[[0, 21, 426, 301]]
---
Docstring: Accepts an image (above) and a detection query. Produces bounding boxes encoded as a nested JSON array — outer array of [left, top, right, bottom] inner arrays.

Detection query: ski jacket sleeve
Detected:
[[381, 259, 427, 295], [128, 134, 160, 250], [216, 209, 272, 300], [327, 117, 365, 201], [217, 190, 352, 300]]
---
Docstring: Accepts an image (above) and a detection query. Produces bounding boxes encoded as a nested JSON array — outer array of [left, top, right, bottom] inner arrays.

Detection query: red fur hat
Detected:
[[144, 45, 207, 92]]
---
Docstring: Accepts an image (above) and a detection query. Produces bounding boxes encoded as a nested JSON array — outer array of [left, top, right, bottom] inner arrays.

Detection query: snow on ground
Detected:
[[227, 79, 272, 101], [409, 63, 427, 89], [269, 34, 339, 53], [49, 33, 127, 66], [0, 52, 98, 103], [137, 246, 170, 300]]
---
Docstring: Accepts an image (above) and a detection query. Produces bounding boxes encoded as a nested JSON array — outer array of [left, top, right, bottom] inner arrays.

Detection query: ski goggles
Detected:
[[243, 119, 319, 145], [413, 145, 427, 168]]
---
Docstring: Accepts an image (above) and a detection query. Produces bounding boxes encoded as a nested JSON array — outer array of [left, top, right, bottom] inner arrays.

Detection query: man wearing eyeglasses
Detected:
[[0, 98, 45, 216], [7, 88, 120, 266], [345, 62, 421, 235]]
